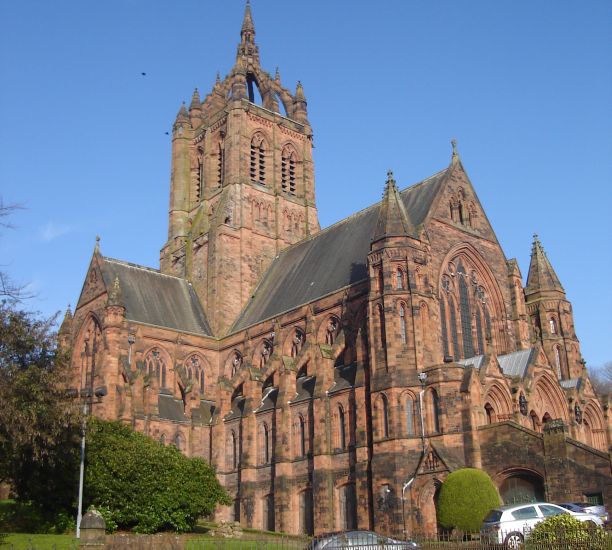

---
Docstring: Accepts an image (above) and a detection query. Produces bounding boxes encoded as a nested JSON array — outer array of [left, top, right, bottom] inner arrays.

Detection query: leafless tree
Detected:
[[0, 199, 31, 301], [589, 361, 612, 396]]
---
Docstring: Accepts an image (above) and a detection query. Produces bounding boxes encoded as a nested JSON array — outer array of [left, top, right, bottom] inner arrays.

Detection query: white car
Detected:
[[480, 502, 604, 548]]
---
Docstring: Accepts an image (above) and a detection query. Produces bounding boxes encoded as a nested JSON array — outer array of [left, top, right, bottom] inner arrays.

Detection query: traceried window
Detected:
[[145, 348, 167, 387], [457, 263, 474, 358], [250, 134, 266, 185], [439, 256, 500, 361], [281, 146, 297, 194], [185, 355, 205, 391]]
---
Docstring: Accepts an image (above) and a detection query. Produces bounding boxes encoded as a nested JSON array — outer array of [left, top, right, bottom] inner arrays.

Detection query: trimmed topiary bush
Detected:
[[85, 419, 231, 533], [526, 514, 608, 550], [436, 468, 500, 533]]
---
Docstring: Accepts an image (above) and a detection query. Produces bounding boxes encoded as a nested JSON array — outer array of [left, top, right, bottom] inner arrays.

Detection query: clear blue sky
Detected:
[[1, 1, 610, 369]]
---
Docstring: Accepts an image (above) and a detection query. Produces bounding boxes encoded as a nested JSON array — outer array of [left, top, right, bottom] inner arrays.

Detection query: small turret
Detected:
[[293, 81, 308, 123], [371, 169, 413, 246], [237, 0, 259, 62], [525, 234, 564, 296], [189, 89, 202, 127], [58, 304, 73, 348]]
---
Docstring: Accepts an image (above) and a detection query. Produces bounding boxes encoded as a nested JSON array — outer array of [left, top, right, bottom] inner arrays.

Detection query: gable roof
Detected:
[[100, 257, 213, 336], [232, 167, 449, 331]]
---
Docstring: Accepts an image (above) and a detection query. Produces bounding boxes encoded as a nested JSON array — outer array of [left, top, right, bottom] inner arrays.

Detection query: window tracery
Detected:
[[144, 348, 167, 387], [325, 316, 339, 346], [185, 354, 205, 391], [439, 255, 498, 361]]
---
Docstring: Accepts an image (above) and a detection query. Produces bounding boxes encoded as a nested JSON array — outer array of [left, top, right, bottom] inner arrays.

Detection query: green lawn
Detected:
[[0, 533, 77, 549]]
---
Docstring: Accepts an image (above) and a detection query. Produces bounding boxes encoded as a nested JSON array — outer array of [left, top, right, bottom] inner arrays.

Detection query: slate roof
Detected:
[[232, 167, 449, 331], [100, 257, 212, 336], [458, 348, 536, 379], [158, 394, 188, 422]]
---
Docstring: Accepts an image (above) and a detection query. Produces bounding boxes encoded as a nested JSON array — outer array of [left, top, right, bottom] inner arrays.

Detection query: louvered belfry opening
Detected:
[[250, 134, 266, 185]]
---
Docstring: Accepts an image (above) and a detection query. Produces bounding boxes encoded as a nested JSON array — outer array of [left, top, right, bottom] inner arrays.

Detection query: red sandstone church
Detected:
[[63, 3, 611, 537]]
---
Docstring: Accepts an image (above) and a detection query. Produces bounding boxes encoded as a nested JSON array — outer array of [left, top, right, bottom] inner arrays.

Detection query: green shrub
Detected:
[[526, 514, 608, 550], [436, 468, 500, 533], [85, 419, 231, 533]]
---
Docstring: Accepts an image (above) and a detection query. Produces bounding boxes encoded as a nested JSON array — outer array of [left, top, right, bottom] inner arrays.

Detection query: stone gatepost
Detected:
[[542, 419, 573, 503], [79, 509, 106, 548]]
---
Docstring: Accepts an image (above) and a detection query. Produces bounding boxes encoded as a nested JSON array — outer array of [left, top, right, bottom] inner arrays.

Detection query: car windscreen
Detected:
[[483, 510, 503, 522]]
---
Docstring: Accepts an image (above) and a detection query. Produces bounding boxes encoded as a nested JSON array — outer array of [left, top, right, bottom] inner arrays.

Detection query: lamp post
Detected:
[[401, 477, 415, 539], [74, 328, 107, 539]]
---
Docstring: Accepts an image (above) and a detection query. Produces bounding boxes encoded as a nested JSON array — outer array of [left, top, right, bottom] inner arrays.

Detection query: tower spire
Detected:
[[237, 0, 259, 62], [525, 234, 564, 295]]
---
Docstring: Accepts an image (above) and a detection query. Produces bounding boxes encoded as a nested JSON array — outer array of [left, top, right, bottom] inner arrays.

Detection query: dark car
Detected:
[[307, 530, 420, 550], [557, 502, 609, 526]]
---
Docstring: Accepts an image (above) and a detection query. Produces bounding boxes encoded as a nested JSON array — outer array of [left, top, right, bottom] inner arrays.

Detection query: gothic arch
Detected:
[[317, 314, 341, 346], [249, 131, 269, 185], [143, 346, 171, 390], [400, 390, 418, 437], [494, 468, 545, 504], [224, 349, 243, 379], [281, 142, 300, 195], [438, 243, 508, 359], [283, 326, 305, 358], [532, 373, 569, 424], [251, 338, 273, 369], [582, 401, 606, 451], [483, 382, 513, 423], [183, 353, 209, 393], [373, 393, 390, 439]]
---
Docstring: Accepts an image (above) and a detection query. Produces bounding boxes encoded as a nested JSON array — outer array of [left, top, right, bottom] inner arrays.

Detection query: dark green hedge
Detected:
[[85, 419, 230, 533], [436, 468, 500, 532]]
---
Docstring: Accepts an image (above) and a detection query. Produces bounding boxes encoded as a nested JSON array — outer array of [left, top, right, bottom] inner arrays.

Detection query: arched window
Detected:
[[426, 389, 440, 434], [338, 405, 347, 450], [250, 134, 266, 184], [449, 297, 460, 360], [261, 423, 270, 464], [396, 268, 404, 290], [399, 304, 407, 344], [144, 349, 165, 385], [230, 430, 238, 469], [554, 346, 562, 379], [440, 297, 449, 359], [378, 394, 389, 439], [475, 306, 485, 355], [485, 403, 495, 424], [299, 414, 306, 457], [406, 395, 415, 436], [549, 317, 557, 335], [174, 433, 184, 451], [457, 263, 474, 358], [377, 268, 384, 294], [217, 142, 224, 187], [377, 304, 386, 348], [281, 146, 297, 194]]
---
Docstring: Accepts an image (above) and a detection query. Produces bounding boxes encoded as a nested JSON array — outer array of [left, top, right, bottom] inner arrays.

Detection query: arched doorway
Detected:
[[499, 471, 544, 505]]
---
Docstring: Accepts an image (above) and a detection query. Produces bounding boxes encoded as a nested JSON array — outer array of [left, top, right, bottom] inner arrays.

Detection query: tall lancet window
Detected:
[[457, 263, 474, 358], [399, 304, 407, 344], [250, 134, 266, 185]]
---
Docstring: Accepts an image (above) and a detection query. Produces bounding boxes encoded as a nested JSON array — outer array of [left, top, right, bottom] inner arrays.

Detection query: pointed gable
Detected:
[[425, 151, 500, 243], [525, 234, 564, 295]]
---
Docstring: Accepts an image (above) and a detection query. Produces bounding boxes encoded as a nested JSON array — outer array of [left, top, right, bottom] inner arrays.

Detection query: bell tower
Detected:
[[160, 1, 320, 335]]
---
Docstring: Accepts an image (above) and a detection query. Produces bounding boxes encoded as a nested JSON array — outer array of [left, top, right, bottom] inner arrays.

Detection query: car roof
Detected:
[[494, 502, 564, 512]]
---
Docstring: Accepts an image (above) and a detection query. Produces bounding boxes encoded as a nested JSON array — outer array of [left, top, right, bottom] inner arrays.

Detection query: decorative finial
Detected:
[[275, 67, 280, 81], [216, 71, 221, 83], [451, 138, 458, 158], [295, 80, 305, 100], [94, 235, 100, 253]]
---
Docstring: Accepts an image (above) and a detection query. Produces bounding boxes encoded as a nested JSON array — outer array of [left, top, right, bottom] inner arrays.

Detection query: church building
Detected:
[[63, 3, 611, 537]]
